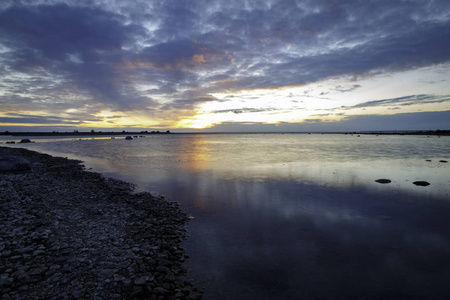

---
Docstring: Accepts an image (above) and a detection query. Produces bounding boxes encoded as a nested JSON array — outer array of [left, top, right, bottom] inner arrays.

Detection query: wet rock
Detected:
[[439, 160, 448, 163], [413, 181, 430, 186], [375, 179, 391, 184], [27, 266, 48, 276], [153, 286, 167, 295], [19, 139, 32, 143], [134, 277, 147, 286]]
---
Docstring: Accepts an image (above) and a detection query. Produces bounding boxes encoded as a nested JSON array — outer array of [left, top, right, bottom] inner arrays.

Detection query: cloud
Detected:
[[334, 85, 361, 93], [0, 113, 94, 124], [0, 3, 150, 111], [0, 4, 142, 62], [133, 39, 232, 71], [0, 0, 450, 129], [339, 94, 450, 111], [210, 107, 281, 114], [203, 110, 450, 132]]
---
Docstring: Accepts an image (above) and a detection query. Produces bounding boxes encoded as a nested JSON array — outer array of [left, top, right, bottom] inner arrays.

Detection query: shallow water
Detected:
[[3, 133, 450, 299]]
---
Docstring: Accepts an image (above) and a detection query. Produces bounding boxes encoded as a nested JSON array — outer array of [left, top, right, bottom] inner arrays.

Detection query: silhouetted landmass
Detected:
[[1, 130, 172, 136], [0, 129, 449, 136], [343, 129, 450, 136]]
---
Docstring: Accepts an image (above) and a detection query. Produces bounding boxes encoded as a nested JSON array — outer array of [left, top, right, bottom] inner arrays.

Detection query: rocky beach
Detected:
[[0, 146, 202, 299]]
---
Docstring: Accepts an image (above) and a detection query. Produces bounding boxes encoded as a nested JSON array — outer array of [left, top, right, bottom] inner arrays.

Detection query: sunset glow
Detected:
[[0, 0, 449, 132]]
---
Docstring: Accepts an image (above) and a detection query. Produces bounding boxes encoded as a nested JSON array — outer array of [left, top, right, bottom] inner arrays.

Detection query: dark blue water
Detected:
[[4, 133, 450, 299]]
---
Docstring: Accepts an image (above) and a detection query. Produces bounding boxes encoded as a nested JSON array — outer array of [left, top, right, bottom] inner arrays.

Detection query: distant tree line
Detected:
[[2, 130, 172, 136]]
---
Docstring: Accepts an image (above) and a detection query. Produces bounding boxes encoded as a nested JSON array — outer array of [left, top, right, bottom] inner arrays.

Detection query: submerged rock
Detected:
[[0, 156, 31, 171], [375, 179, 391, 184], [413, 181, 430, 186]]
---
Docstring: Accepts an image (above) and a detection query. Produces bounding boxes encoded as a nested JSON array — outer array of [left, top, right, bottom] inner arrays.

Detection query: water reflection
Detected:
[[178, 135, 212, 172], [5, 134, 450, 299], [181, 177, 450, 299]]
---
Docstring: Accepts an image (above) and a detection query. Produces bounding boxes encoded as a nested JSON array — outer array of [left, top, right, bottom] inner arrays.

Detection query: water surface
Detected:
[[4, 133, 450, 299]]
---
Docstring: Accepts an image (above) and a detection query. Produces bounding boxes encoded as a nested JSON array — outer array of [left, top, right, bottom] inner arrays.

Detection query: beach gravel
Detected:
[[0, 146, 202, 299]]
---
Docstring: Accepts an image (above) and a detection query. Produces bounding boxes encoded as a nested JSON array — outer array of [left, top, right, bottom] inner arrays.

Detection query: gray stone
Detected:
[[118, 260, 130, 269], [0, 146, 199, 299], [134, 277, 147, 286], [98, 268, 116, 277], [153, 287, 167, 295], [27, 266, 48, 276]]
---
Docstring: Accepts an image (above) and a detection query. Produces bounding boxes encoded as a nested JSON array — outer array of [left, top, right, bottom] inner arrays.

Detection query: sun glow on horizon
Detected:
[[174, 65, 450, 129]]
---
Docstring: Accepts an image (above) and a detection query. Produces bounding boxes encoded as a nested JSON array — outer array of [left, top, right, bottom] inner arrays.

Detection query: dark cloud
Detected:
[[334, 85, 361, 93], [0, 0, 449, 128], [0, 113, 94, 124], [0, 3, 149, 111], [136, 39, 231, 70], [212, 108, 280, 114], [338, 94, 450, 111], [0, 4, 142, 62]]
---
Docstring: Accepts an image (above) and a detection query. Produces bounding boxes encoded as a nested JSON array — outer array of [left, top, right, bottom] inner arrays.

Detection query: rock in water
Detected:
[[20, 139, 32, 143], [0, 156, 31, 171], [375, 179, 391, 184], [125, 136, 133, 140], [413, 181, 430, 186]]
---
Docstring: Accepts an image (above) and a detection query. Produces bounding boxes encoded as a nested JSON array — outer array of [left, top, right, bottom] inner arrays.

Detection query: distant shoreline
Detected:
[[0, 130, 172, 137], [0, 129, 449, 136]]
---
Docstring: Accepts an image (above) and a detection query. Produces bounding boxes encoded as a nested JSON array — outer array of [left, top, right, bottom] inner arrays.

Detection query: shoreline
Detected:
[[1, 129, 449, 137], [0, 146, 202, 299]]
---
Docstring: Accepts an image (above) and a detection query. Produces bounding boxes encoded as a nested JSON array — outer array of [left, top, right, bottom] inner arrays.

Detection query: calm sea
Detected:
[[3, 133, 450, 299]]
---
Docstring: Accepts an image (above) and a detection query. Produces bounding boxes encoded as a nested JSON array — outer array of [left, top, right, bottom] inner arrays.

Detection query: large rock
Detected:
[[0, 156, 31, 171], [375, 179, 391, 184]]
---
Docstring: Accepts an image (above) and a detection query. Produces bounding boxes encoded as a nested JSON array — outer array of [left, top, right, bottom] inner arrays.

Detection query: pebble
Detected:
[[134, 277, 147, 286], [0, 146, 202, 299]]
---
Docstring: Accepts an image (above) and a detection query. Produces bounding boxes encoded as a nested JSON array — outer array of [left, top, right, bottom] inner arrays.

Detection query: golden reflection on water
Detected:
[[178, 135, 212, 172]]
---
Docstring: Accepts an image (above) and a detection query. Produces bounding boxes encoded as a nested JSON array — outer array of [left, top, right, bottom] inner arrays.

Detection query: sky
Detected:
[[0, 0, 449, 132]]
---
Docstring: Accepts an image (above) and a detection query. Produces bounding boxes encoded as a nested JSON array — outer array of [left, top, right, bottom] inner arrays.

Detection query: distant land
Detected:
[[0, 129, 449, 136], [0, 130, 172, 136]]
